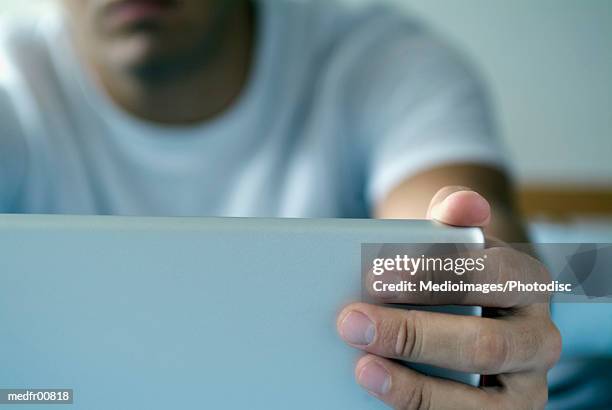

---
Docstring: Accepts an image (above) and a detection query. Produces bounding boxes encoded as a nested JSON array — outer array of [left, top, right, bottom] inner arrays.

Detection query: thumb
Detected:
[[426, 186, 491, 227]]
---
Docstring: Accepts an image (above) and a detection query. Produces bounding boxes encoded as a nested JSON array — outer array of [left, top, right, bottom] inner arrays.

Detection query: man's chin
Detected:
[[106, 36, 173, 77], [104, 32, 219, 83]]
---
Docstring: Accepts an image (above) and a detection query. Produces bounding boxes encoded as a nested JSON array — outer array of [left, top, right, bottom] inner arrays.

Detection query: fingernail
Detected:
[[358, 360, 391, 395], [339, 311, 375, 345], [430, 194, 453, 220], [431, 190, 490, 225], [429, 202, 444, 220]]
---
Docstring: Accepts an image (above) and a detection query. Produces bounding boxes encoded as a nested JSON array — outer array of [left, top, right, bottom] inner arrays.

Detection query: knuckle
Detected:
[[488, 247, 515, 305], [398, 379, 432, 410], [493, 401, 513, 410], [471, 327, 509, 374], [490, 391, 530, 410], [536, 385, 549, 409], [493, 375, 548, 410], [491, 246, 522, 278], [487, 247, 508, 281], [501, 398, 521, 410], [393, 310, 423, 360], [521, 377, 549, 410], [543, 323, 562, 369], [533, 258, 552, 282], [527, 256, 553, 300]]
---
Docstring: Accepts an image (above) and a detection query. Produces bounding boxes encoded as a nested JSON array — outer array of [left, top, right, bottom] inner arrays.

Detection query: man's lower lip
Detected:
[[109, 1, 173, 24]]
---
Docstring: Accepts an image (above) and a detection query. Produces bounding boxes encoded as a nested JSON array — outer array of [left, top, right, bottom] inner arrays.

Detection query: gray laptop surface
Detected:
[[0, 214, 483, 409]]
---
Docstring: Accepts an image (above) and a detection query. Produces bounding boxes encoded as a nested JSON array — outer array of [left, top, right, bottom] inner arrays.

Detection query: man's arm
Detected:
[[375, 164, 527, 242]]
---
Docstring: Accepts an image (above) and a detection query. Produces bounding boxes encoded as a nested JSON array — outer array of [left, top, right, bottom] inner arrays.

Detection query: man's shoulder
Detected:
[[272, 0, 424, 53], [0, 12, 66, 131], [0, 12, 66, 99], [271, 0, 467, 90], [0, 18, 33, 129], [0, 14, 53, 76], [0, 17, 38, 209]]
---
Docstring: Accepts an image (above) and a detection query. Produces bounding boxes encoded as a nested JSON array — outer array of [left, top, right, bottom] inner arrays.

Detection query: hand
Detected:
[[337, 187, 561, 409]]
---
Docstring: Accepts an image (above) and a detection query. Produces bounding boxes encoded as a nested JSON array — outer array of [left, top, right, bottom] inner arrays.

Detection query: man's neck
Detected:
[[94, 2, 255, 126]]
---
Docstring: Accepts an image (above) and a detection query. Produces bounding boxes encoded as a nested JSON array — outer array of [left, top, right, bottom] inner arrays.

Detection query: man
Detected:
[[0, 0, 560, 408]]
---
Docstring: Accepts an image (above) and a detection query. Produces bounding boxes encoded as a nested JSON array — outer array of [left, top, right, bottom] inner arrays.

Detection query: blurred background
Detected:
[[2, 0, 611, 220], [1, 0, 611, 230], [0, 0, 612, 231]]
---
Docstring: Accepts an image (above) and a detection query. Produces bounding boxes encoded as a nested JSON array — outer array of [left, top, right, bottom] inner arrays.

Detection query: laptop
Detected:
[[0, 214, 483, 409]]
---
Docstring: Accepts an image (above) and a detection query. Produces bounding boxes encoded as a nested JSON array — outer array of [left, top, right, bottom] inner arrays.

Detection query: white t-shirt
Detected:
[[0, 0, 504, 217]]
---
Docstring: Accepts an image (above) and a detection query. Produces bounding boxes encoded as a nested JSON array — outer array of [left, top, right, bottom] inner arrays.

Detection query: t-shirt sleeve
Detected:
[[0, 84, 27, 212], [346, 14, 507, 208]]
